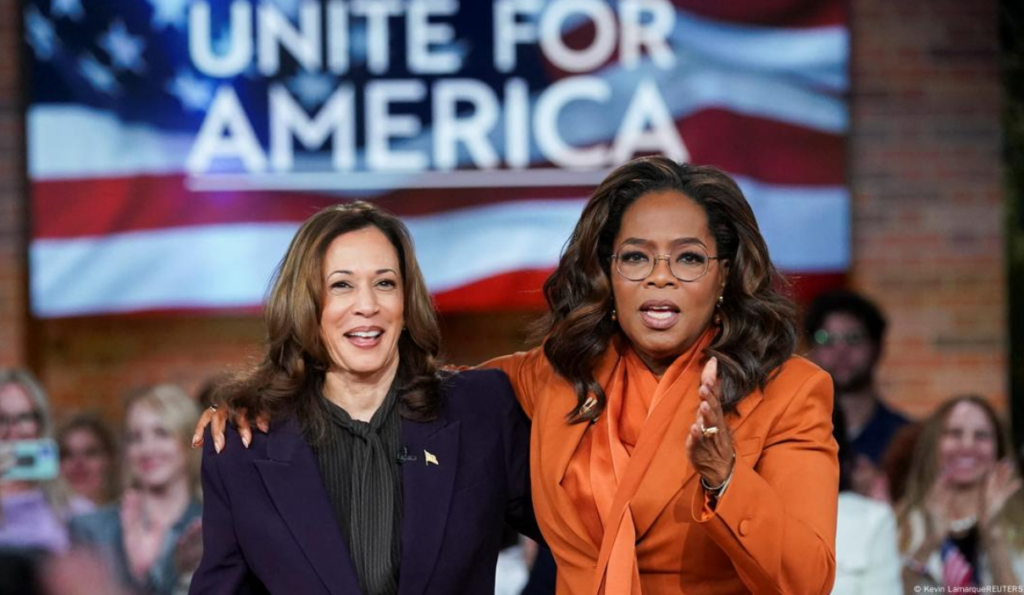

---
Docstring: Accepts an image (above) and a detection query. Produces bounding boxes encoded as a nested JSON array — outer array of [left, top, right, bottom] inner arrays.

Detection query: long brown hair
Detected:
[[220, 202, 442, 440], [896, 395, 1024, 550], [538, 156, 797, 422]]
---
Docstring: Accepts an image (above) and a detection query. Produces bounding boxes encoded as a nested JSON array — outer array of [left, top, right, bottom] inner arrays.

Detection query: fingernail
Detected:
[[190, 435, 199, 449]]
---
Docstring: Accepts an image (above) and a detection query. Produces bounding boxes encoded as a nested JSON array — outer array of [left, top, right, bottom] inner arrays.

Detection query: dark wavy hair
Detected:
[[537, 156, 798, 422], [220, 202, 442, 440]]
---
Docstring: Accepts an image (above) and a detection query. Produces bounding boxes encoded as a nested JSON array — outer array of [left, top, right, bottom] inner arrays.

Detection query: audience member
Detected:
[[882, 423, 923, 505], [57, 413, 119, 506], [0, 368, 92, 554], [831, 398, 901, 595], [806, 290, 910, 499], [897, 395, 1024, 590], [70, 384, 202, 595]]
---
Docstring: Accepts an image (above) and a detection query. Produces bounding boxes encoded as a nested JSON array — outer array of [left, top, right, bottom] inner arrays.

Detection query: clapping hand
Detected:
[[980, 459, 1023, 532], [686, 357, 735, 488]]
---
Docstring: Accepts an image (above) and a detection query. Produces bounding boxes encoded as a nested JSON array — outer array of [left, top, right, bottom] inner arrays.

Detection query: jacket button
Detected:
[[738, 519, 751, 536]]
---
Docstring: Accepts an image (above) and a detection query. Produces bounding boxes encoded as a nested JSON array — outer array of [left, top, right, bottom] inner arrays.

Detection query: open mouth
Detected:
[[344, 328, 384, 348], [639, 301, 681, 330]]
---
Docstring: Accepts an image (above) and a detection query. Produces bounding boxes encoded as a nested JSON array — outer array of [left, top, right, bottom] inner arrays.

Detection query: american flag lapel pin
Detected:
[[424, 450, 439, 466]]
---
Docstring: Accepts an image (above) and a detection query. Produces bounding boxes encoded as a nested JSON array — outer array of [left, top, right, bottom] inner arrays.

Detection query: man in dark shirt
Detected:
[[806, 290, 911, 499]]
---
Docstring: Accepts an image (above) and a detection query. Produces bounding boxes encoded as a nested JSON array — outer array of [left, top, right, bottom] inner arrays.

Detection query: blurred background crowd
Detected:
[[1, 0, 1022, 593]]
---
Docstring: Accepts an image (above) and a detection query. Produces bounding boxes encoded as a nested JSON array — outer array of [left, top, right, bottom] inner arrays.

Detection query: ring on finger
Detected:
[[209, 404, 219, 411], [701, 425, 719, 437]]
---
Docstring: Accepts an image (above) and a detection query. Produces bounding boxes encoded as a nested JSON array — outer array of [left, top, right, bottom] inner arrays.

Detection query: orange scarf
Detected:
[[562, 327, 714, 595]]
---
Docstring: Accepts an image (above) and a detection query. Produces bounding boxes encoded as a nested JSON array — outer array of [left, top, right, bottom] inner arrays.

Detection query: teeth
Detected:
[[348, 331, 382, 339], [645, 310, 674, 320]]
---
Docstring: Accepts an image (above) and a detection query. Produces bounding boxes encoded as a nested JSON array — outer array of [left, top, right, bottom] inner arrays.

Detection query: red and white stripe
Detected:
[[28, 1, 849, 317]]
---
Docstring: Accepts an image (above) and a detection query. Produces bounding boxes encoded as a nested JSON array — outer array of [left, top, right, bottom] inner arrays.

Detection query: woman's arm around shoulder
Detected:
[[693, 357, 839, 595], [478, 346, 553, 420], [441, 368, 541, 541]]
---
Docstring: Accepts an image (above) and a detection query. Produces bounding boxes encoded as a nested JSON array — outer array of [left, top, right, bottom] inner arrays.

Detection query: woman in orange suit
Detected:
[[197, 156, 839, 594]]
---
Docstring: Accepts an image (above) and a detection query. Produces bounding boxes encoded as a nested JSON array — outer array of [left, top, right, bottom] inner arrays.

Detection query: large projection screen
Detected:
[[24, 0, 849, 317]]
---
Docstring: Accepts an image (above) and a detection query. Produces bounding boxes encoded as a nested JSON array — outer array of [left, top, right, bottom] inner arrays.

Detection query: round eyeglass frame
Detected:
[[611, 244, 724, 283]]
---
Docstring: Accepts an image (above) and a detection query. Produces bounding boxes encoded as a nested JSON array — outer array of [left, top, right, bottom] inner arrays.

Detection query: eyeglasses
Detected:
[[812, 329, 868, 347], [0, 411, 40, 431], [611, 243, 722, 282]]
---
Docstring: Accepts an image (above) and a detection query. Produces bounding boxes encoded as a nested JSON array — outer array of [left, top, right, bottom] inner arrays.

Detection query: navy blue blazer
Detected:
[[189, 369, 536, 595]]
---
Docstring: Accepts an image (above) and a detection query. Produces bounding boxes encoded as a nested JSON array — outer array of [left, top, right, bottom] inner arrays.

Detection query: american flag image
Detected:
[[941, 540, 975, 588], [24, 0, 849, 317]]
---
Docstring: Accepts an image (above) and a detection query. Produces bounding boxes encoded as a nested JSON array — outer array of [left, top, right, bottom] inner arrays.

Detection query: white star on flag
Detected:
[[148, 0, 189, 30], [99, 20, 147, 73], [78, 54, 121, 96], [288, 71, 337, 109], [167, 70, 214, 112], [25, 6, 58, 60], [51, 0, 84, 21]]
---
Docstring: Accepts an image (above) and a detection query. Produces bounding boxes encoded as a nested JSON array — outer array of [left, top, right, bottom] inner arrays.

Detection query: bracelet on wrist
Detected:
[[701, 467, 734, 500]]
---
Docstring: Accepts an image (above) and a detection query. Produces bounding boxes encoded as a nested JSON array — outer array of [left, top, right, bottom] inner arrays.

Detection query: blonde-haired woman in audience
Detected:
[[71, 384, 203, 595], [897, 394, 1024, 590], [0, 368, 92, 554]]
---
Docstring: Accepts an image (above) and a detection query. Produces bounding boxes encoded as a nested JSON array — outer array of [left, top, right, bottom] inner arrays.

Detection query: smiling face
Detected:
[[610, 190, 728, 373], [60, 428, 113, 503], [937, 400, 999, 488], [320, 226, 405, 382], [125, 403, 188, 491]]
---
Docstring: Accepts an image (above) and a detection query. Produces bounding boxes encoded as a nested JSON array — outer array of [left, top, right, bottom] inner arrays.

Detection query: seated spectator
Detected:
[[897, 395, 1024, 590], [806, 290, 910, 500], [57, 414, 119, 507], [0, 368, 92, 554], [70, 384, 202, 595], [882, 423, 923, 505], [832, 397, 901, 595]]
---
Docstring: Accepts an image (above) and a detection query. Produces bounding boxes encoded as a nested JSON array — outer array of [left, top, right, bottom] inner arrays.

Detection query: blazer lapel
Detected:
[[254, 418, 363, 595], [553, 340, 624, 484], [535, 342, 625, 557], [397, 413, 460, 595]]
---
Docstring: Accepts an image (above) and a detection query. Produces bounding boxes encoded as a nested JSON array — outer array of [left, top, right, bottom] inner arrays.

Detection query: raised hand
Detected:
[[686, 357, 735, 488], [120, 490, 164, 581], [173, 518, 204, 577], [923, 473, 955, 541], [980, 459, 1023, 530]]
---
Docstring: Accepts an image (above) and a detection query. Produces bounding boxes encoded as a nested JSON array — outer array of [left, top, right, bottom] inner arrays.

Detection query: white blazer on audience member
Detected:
[[832, 492, 903, 595]]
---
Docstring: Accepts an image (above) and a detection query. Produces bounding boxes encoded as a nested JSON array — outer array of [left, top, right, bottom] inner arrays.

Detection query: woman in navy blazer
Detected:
[[189, 202, 536, 595]]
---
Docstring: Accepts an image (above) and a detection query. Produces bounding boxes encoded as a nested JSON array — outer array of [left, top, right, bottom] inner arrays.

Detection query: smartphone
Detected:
[[0, 438, 59, 482]]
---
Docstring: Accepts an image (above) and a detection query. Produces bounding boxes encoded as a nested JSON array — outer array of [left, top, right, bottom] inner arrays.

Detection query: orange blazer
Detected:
[[484, 342, 838, 595]]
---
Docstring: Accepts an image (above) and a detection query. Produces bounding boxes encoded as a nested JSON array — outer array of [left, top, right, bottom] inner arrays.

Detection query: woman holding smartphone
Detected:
[[0, 368, 91, 554]]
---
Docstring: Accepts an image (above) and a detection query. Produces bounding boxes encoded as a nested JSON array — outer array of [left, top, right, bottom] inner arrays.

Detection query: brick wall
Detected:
[[0, 0, 1007, 423], [848, 0, 1005, 415], [0, 0, 29, 369]]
